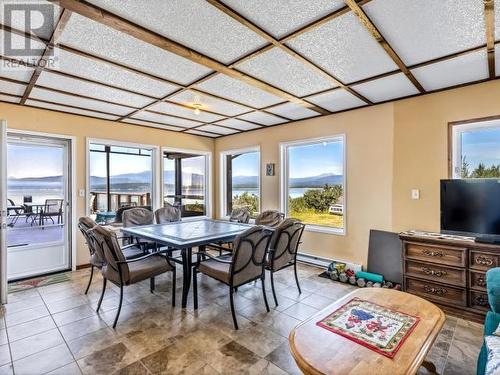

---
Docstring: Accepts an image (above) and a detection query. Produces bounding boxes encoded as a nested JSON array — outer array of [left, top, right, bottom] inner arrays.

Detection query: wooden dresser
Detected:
[[400, 232, 500, 321]]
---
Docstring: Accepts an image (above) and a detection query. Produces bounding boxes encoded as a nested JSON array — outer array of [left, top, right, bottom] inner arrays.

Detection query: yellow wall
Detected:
[[215, 79, 500, 267], [0, 103, 214, 266]]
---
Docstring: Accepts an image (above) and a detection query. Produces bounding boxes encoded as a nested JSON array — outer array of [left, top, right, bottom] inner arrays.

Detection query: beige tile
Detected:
[[299, 294, 334, 310], [244, 359, 288, 375], [229, 324, 286, 358], [46, 296, 88, 314], [52, 304, 97, 326], [0, 363, 13, 375], [140, 344, 207, 375], [206, 341, 260, 373], [13, 343, 73, 375], [0, 345, 10, 367], [0, 331, 7, 346], [265, 342, 301, 375], [6, 316, 56, 342], [10, 328, 65, 361], [281, 303, 319, 321], [4, 295, 44, 314], [68, 327, 120, 360], [5, 305, 49, 327], [59, 315, 108, 342], [114, 361, 148, 375], [77, 342, 138, 375], [46, 361, 82, 375]]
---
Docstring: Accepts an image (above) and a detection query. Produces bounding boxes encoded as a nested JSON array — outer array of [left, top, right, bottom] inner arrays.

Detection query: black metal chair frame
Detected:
[[267, 221, 305, 306], [7, 199, 24, 227], [192, 229, 273, 330], [40, 199, 64, 226], [93, 230, 177, 328]]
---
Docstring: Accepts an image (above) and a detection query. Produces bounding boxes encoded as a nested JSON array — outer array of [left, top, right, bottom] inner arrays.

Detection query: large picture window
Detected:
[[451, 119, 500, 179], [221, 147, 260, 217], [88, 142, 154, 216], [281, 136, 345, 233], [163, 149, 210, 218]]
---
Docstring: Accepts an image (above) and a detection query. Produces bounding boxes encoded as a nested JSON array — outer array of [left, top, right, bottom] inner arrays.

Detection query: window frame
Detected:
[[85, 138, 160, 216], [219, 146, 261, 219], [450, 117, 500, 179], [280, 135, 347, 235], [161, 146, 212, 221]]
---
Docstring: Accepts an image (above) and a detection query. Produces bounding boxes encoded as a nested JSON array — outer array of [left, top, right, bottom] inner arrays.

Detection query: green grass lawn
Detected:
[[289, 209, 343, 228]]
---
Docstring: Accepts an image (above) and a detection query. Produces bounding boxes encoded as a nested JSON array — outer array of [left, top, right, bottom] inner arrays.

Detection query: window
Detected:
[[221, 147, 260, 217], [280, 136, 345, 233], [452, 119, 500, 179], [163, 149, 210, 218], [88, 141, 154, 216]]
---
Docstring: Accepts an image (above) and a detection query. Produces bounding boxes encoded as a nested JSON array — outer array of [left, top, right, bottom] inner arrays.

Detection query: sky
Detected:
[[7, 143, 63, 178], [289, 141, 343, 178], [232, 152, 259, 176], [462, 127, 500, 169]]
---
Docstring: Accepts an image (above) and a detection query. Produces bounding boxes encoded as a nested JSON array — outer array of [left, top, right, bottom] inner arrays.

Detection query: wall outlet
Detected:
[[411, 189, 420, 200], [79, 189, 85, 197]]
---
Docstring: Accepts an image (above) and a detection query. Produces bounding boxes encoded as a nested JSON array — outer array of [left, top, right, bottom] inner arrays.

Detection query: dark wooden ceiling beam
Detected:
[[206, 0, 371, 105], [20, 9, 72, 104], [343, 0, 425, 93], [49, 0, 329, 115], [485, 0, 496, 78]]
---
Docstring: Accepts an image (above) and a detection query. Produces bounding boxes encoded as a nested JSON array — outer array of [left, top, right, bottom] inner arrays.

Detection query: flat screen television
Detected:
[[440, 179, 500, 237]]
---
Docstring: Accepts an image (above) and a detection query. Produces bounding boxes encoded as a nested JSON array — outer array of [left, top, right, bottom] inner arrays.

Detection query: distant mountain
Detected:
[[231, 173, 343, 188]]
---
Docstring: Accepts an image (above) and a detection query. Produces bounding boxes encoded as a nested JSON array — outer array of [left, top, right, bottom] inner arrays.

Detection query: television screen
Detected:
[[441, 179, 500, 236]]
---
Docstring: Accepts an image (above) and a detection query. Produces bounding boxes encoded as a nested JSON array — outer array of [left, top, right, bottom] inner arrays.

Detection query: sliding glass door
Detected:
[[162, 149, 210, 218]]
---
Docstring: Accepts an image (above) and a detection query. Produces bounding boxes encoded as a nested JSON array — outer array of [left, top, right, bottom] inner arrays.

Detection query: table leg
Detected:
[[421, 360, 438, 374], [181, 247, 192, 308]]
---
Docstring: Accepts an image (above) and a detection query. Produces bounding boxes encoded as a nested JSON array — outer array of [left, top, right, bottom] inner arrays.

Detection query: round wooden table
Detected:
[[289, 288, 445, 375]]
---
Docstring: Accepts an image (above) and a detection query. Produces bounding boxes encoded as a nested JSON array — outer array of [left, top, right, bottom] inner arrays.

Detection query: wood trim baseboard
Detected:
[[76, 263, 91, 270]]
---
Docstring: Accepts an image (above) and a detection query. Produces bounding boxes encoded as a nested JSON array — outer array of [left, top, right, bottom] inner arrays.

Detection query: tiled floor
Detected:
[[0, 263, 484, 374]]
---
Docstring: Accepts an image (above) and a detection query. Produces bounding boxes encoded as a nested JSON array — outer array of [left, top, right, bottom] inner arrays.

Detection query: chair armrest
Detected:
[[121, 243, 139, 250], [206, 243, 231, 252], [199, 252, 232, 264], [116, 252, 158, 264]]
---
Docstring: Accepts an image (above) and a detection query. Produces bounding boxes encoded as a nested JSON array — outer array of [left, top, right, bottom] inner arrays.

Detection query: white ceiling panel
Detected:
[[0, 0, 61, 40], [351, 73, 420, 103], [194, 74, 283, 108], [215, 118, 261, 131], [237, 47, 336, 97], [411, 50, 489, 92], [185, 129, 220, 138], [307, 89, 366, 112], [237, 111, 286, 126], [266, 102, 318, 120], [86, 0, 267, 64], [52, 48, 178, 98], [0, 80, 26, 96], [364, 0, 485, 66], [148, 101, 223, 123], [59, 14, 212, 85], [30, 87, 133, 116], [168, 90, 251, 116], [0, 66, 35, 82], [25, 99, 119, 120], [36, 71, 153, 108], [220, 0, 344, 39], [196, 124, 239, 135], [132, 111, 201, 128], [121, 119, 181, 132], [287, 12, 398, 84], [0, 94, 20, 104], [0, 29, 45, 64]]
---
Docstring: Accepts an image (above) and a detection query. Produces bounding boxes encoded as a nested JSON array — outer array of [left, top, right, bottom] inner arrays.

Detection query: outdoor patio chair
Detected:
[[192, 226, 273, 330], [7, 199, 24, 227], [155, 204, 181, 224], [266, 218, 305, 306], [78, 217, 144, 294], [255, 210, 285, 227], [40, 199, 64, 225], [92, 225, 176, 328]]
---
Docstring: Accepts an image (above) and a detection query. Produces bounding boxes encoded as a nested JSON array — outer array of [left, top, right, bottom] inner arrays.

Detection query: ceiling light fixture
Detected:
[[193, 103, 202, 115]]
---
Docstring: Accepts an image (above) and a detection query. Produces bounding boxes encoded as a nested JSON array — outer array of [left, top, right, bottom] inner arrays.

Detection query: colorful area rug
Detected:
[[8, 272, 71, 294], [316, 298, 419, 358]]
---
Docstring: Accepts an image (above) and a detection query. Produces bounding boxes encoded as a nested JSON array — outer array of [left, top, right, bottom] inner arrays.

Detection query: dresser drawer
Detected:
[[469, 290, 490, 312], [405, 242, 466, 267], [405, 277, 467, 307], [470, 250, 499, 271], [469, 270, 488, 291], [405, 260, 466, 287]]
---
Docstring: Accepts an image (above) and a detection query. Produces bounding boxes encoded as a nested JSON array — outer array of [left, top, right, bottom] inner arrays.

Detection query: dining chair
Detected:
[[78, 217, 144, 294], [229, 207, 251, 224], [155, 204, 181, 224], [192, 226, 274, 330], [91, 225, 176, 328], [123, 207, 155, 248], [255, 210, 285, 227], [266, 218, 305, 306]]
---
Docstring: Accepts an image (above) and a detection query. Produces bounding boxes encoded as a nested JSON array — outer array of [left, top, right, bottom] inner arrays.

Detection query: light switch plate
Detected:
[[79, 189, 85, 197], [411, 189, 420, 200]]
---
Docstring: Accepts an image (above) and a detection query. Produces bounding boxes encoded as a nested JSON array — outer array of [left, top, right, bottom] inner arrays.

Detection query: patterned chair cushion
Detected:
[[485, 335, 500, 375]]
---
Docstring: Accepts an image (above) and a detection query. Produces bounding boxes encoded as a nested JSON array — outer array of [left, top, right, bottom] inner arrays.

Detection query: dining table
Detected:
[[23, 202, 57, 226], [121, 219, 254, 308]]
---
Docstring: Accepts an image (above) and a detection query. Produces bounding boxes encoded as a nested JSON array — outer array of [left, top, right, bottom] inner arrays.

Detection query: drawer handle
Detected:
[[423, 285, 447, 295], [474, 295, 489, 307], [476, 256, 494, 266], [421, 267, 447, 277], [422, 249, 443, 257], [477, 276, 487, 287]]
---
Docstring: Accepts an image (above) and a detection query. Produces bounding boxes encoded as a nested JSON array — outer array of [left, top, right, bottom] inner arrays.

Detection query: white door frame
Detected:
[[0, 120, 8, 303], [7, 129, 77, 272]]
